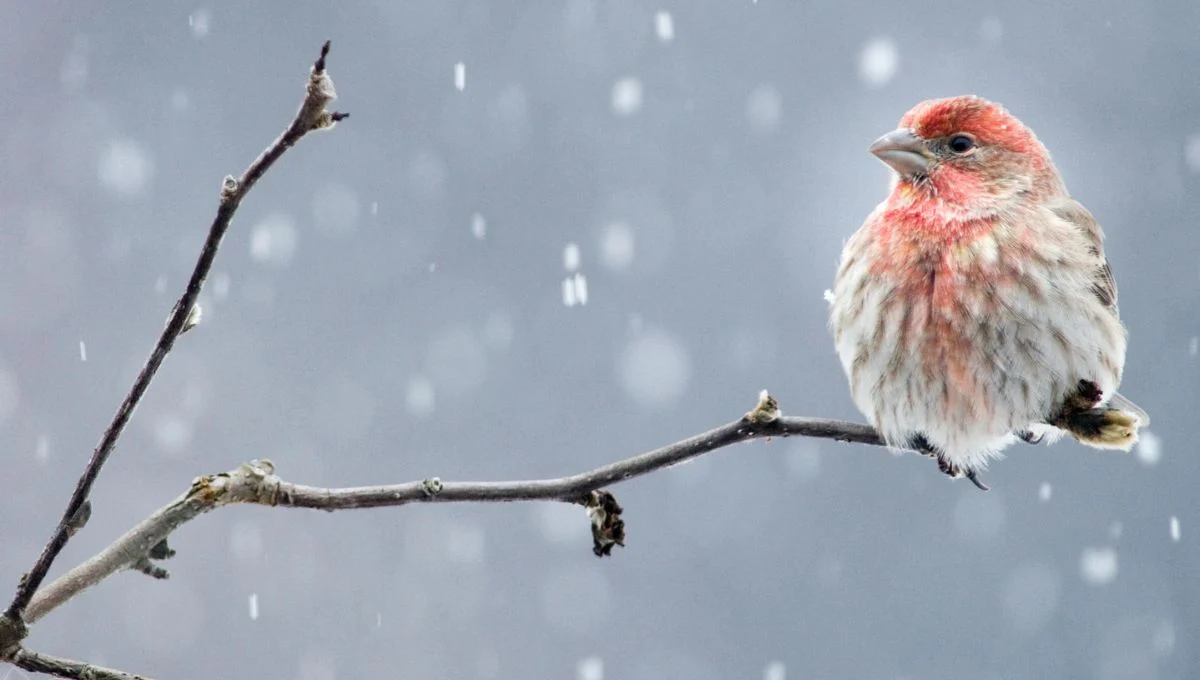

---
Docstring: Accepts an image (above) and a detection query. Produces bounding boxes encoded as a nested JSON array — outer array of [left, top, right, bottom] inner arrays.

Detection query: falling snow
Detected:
[[859, 37, 898, 88], [577, 656, 603, 680], [1135, 430, 1162, 466], [35, 435, 49, 463], [1189, 336, 1198, 357], [248, 593, 259, 620], [980, 16, 1004, 44], [1038, 482, 1052, 502], [1185, 133, 1200, 172], [405, 376, 436, 418], [454, 62, 466, 91], [1080, 546, 1119, 585], [654, 11, 675, 42], [745, 84, 782, 133], [764, 661, 786, 680], [618, 330, 691, 409], [562, 273, 588, 307], [249, 213, 299, 266], [599, 221, 635, 271], [78, 341, 86, 362], [611, 78, 643, 117], [98, 139, 155, 199], [563, 242, 581, 272], [1170, 516, 1181, 542], [471, 213, 487, 239], [189, 9, 211, 38]]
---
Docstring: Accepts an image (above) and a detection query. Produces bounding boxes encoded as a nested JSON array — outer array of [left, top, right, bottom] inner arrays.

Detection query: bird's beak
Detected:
[[869, 128, 932, 177]]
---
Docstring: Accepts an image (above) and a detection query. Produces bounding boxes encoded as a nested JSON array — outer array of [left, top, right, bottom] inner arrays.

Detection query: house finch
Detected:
[[829, 95, 1148, 489]]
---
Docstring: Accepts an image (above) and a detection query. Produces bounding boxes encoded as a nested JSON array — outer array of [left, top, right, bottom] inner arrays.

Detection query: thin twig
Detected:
[[3, 39, 346, 633], [13, 648, 152, 680], [26, 395, 890, 624]]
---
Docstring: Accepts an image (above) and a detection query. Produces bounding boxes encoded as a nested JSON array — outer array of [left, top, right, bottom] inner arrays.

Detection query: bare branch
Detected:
[[4, 41, 347, 626], [12, 649, 152, 680], [27, 393, 891, 623]]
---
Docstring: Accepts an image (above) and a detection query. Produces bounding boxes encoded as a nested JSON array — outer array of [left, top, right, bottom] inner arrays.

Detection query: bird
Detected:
[[828, 95, 1148, 490]]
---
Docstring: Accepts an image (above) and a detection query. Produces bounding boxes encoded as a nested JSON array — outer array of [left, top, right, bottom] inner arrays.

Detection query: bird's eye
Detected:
[[948, 134, 976, 154]]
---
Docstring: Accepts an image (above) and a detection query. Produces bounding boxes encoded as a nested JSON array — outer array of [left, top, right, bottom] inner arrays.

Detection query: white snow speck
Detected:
[[61, 36, 89, 91], [471, 213, 487, 239], [78, 341, 86, 362], [428, 262, 437, 273], [483, 311, 514, 350], [1080, 546, 1119, 585], [229, 521, 264, 560], [249, 213, 299, 266], [858, 36, 898, 88], [171, 88, 191, 112], [822, 289, 836, 305], [1109, 521, 1123, 540], [311, 183, 361, 239], [248, 593, 259, 620], [211, 271, 231, 300], [599, 221, 635, 271], [563, 242, 582, 272], [785, 441, 821, 482], [1135, 430, 1162, 466], [153, 413, 193, 456], [611, 77, 643, 117], [980, 16, 1003, 44], [376, 612, 382, 628], [745, 84, 782, 133], [1170, 516, 1181, 542], [562, 273, 588, 307], [535, 503, 585, 545], [408, 151, 447, 198], [454, 62, 466, 91], [1002, 562, 1061, 634], [1189, 336, 1198, 357], [35, 435, 50, 463], [370, 201, 379, 216], [654, 11, 675, 42], [1038, 482, 1053, 502], [618, 330, 691, 409], [1185, 134, 1200, 173], [98, 139, 155, 199], [764, 661, 786, 680], [577, 656, 603, 680], [188, 9, 211, 39], [405, 376, 436, 418]]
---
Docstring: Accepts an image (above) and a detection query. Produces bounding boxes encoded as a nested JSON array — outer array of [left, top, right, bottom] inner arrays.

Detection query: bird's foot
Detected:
[[934, 455, 990, 491], [1015, 429, 1044, 445]]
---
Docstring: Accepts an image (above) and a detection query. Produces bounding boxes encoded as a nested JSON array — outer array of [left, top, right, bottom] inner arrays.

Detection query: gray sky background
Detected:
[[2, 1, 1198, 679]]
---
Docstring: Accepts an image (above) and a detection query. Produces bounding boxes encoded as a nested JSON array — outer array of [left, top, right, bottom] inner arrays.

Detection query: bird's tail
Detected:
[[1055, 390, 1149, 451]]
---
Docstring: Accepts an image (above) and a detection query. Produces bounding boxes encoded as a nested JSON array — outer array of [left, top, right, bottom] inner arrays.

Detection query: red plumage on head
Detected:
[[900, 95, 1039, 156]]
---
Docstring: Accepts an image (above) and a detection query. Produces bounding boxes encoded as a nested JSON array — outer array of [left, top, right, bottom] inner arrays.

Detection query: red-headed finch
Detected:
[[829, 95, 1148, 489]]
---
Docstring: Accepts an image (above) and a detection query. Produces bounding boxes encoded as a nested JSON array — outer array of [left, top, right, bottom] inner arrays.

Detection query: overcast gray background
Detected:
[[1, 1, 1197, 679]]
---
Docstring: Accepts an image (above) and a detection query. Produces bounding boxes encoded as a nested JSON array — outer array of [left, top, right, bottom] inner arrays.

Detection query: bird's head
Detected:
[[870, 96, 1064, 217]]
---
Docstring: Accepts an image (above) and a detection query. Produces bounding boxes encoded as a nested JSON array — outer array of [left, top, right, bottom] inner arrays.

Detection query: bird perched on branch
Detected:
[[829, 95, 1148, 489]]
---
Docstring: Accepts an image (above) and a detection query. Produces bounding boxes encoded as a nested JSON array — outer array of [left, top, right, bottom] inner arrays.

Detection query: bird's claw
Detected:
[[935, 454, 990, 491], [1016, 429, 1044, 445]]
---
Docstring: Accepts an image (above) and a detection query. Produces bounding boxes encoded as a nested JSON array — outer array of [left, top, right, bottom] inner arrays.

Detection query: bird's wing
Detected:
[[1048, 198, 1118, 313]]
